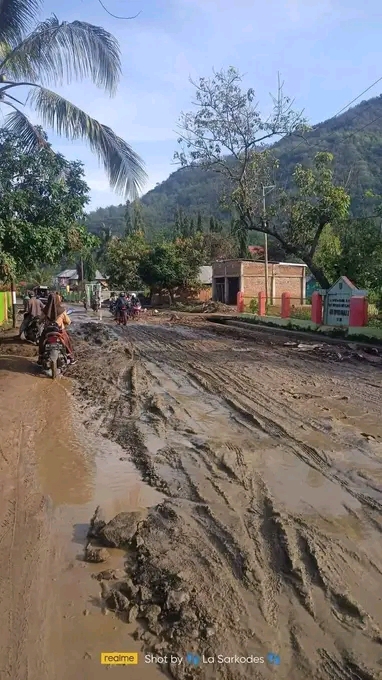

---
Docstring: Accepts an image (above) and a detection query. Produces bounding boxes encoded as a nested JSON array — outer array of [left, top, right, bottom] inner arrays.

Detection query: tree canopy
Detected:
[[0, 129, 93, 279]]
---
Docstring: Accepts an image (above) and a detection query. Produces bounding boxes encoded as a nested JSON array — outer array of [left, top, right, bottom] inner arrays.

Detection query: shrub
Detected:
[[248, 298, 259, 314]]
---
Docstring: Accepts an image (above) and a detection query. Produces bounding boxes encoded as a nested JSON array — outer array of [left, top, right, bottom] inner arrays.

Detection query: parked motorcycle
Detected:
[[109, 300, 116, 315]]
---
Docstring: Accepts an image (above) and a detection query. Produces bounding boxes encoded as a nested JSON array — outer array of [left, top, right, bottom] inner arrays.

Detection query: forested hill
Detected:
[[85, 93, 382, 237]]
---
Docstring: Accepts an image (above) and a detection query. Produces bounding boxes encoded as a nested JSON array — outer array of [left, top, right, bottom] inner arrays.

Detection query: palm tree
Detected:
[[0, 0, 147, 198]]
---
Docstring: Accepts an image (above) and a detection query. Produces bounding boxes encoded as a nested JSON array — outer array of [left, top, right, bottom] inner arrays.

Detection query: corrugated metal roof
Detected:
[[57, 269, 77, 278]]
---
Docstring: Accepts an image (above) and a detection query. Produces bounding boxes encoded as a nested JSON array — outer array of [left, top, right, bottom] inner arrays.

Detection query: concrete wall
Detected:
[[0, 291, 10, 325]]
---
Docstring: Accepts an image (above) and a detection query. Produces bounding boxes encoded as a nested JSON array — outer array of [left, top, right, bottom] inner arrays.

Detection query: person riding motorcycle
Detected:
[[109, 292, 117, 313], [130, 293, 141, 317], [19, 291, 44, 340], [38, 293, 76, 365], [115, 292, 128, 325]]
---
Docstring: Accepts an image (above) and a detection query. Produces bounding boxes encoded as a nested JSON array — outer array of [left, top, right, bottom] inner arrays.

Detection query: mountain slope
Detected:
[[86, 94, 382, 236]]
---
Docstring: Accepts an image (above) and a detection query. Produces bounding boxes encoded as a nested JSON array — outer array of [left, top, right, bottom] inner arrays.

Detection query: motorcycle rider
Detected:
[[115, 292, 128, 325], [109, 291, 116, 313], [19, 291, 44, 340], [38, 293, 76, 365]]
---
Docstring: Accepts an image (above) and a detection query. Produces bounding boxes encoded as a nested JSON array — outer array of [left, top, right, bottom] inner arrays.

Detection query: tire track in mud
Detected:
[[128, 325, 382, 515], [72, 322, 382, 680]]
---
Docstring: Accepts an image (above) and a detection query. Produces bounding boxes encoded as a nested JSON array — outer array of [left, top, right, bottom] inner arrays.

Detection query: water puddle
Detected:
[[34, 379, 164, 679]]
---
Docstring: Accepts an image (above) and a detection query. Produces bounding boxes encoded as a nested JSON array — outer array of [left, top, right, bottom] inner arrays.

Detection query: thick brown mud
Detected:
[[68, 320, 382, 680], [1, 317, 382, 679], [0, 338, 164, 680]]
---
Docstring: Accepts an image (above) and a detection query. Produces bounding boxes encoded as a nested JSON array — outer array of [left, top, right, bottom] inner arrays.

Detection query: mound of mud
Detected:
[[91, 502, 246, 680], [91, 499, 382, 680], [73, 322, 119, 345]]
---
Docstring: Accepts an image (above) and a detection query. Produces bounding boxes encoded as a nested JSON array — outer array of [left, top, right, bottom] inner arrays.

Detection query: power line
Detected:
[[286, 75, 382, 155], [332, 75, 382, 118], [96, 0, 142, 19]]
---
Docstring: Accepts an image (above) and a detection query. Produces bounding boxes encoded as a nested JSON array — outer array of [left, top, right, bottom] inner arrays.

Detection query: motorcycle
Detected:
[[42, 324, 68, 379], [41, 310, 74, 380], [116, 305, 128, 325], [24, 315, 42, 344], [109, 300, 116, 315], [130, 302, 142, 318]]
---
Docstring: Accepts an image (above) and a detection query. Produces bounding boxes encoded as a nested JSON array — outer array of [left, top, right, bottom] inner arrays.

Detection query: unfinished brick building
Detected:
[[212, 260, 307, 306]]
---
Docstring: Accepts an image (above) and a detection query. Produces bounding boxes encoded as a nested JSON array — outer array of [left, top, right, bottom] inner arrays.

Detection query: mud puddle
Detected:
[[34, 378, 164, 679]]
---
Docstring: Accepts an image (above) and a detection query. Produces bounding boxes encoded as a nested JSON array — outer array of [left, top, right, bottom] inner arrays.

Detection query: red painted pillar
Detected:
[[237, 291, 244, 313], [311, 291, 323, 324], [258, 291, 266, 316], [281, 292, 291, 318], [349, 296, 368, 327]]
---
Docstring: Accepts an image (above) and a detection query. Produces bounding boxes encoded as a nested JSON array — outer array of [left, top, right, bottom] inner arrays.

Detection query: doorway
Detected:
[[227, 277, 240, 305], [214, 277, 225, 302]]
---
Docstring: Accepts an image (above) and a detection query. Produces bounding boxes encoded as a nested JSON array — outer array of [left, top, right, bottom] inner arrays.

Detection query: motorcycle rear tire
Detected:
[[51, 357, 58, 380]]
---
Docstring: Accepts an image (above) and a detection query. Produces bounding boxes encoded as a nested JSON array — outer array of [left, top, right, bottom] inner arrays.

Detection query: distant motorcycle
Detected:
[[130, 302, 142, 318]]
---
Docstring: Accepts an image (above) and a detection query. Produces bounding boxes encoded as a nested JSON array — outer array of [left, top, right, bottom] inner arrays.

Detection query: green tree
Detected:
[[230, 217, 248, 258], [124, 202, 133, 236], [0, 129, 91, 280], [132, 201, 146, 234], [271, 153, 350, 287], [189, 217, 196, 237], [95, 224, 113, 265], [105, 232, 148, 290], [138, 240, 202, 303], [175, 67, 314, 269], [0, 1, 146, 197], [197, 212, 203, 233], [323, 217, 382, 294]]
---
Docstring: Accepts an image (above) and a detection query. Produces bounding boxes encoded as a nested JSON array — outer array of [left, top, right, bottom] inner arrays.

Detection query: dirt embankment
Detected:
[[67, 319, 382, 680]]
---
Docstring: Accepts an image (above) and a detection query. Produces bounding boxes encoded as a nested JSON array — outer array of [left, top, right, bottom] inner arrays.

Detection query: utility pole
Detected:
[[262, 185, 275, 304]]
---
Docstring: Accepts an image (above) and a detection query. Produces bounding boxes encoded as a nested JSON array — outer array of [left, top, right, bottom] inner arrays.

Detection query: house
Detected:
[[212, 259, 307, 306], [56, 268, 108, 289], [248, 245, 265, 259], [56, 269, 78, 287], [151, 266, 213, 306]]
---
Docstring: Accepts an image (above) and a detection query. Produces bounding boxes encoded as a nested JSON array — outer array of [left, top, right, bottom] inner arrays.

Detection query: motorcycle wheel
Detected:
[[51, 357, 58, 380]]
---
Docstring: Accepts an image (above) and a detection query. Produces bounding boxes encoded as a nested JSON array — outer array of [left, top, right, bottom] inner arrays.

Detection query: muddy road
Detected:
[[0, 316, 382, 679]]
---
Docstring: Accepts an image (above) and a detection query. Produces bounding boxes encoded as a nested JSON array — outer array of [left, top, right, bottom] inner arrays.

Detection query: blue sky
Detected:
[[28, 0, 382, 210]]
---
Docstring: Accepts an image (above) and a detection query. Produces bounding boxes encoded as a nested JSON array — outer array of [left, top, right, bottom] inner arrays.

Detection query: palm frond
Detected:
[[0, 0, 40, 46], [28, 86, 147, 198], [0, 16, 121, 93], [2, 104, 47, 152]]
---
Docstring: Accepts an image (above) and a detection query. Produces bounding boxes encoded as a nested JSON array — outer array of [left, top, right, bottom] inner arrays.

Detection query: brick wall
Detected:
[[241, 262, 305, 305], [212, 260, 306, 306]]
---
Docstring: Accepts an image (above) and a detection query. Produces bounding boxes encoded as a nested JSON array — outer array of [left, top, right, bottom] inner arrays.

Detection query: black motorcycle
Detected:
[[42, 324, 68, 379], [23, 315, 41, 344]]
